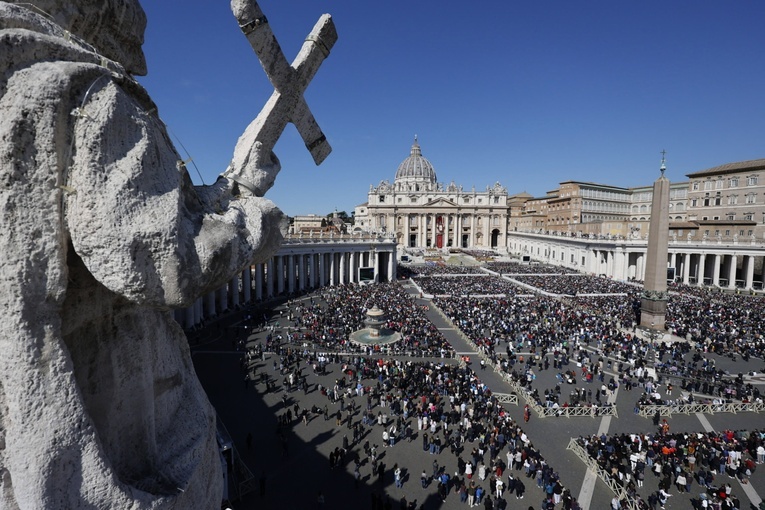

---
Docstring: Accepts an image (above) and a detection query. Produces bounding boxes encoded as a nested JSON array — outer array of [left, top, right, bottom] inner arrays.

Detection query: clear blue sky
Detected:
[[138, 1, 765, 217]]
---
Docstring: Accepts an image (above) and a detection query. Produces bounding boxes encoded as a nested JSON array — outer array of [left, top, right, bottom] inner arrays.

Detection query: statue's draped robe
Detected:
[[0, 4, 283, 508]]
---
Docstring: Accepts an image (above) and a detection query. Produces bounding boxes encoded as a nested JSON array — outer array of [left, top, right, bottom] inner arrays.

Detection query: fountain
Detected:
[[348, 304, 402, 346]]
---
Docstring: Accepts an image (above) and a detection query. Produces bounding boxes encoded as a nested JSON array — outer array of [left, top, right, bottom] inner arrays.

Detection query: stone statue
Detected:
[[0, 0, 334, 508]]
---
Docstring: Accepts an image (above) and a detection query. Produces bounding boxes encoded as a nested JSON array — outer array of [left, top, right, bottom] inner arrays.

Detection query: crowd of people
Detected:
[[510, 275, 638, 296], [576, 428, 765, 509], [485, 262, 577, 276], [278, 283, 456, 358], [413, 276, 525, 297], [228, 254, 765, 509]]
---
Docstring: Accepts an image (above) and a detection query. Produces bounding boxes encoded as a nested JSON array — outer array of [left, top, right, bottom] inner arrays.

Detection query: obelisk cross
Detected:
[[233, 0, 337, 165]]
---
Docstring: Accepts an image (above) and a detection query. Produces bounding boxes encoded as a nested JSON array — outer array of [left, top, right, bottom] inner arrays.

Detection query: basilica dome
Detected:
[[394, 136, 437, 185]]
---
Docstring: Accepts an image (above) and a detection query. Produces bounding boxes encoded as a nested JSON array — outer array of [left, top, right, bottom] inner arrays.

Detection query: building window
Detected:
[[692, 182, 699, 191], [746, 193, 756, 204], [704, 180, 713, 191], [691, 198, 698, 207], [714, 230, 720, 236], [748, 230, 753, 236], [748, 175, 759, 186], [730, 177, 739, 187], [493, 196, 499, 204], [714, 193, 721, 206], [379, 195, 385, 203], [727, 213, 735, 221], [728, 195, 738, 205], [739, 230, 744, 236], [745, 213, 754, 221], [397, 197, 402, 203], [716, 179, 724, 189], [704, 230, 710, 236]]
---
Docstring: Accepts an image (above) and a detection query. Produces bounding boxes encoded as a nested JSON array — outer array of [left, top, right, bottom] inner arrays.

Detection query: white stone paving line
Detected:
[[577, 385, 619, 510], [695, 413, 762, 507]]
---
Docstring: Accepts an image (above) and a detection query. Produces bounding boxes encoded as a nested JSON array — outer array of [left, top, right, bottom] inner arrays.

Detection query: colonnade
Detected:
[[174, 234, 397, 329], [508, 232, 765, 291]]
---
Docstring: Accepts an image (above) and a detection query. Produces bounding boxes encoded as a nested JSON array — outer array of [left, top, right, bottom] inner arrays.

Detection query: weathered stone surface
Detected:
[[0, 1, 290, 508]]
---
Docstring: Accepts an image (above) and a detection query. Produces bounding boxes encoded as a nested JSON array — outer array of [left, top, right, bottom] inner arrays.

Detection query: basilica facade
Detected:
[[354, 137, 515, 250]]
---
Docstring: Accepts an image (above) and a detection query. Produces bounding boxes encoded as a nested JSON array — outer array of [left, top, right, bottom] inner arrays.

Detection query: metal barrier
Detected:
[[541, 404, 618, 418], [493, 393, 519, 405], [638, 401, 765, 418], [566, 438, 642, 510]]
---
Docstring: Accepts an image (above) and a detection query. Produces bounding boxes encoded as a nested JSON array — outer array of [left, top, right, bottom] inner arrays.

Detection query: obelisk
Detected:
[[640, 152, 671, 330]]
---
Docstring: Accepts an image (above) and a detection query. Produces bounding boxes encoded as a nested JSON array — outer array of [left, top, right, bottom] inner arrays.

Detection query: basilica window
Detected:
[[379, 195, 385, 203]]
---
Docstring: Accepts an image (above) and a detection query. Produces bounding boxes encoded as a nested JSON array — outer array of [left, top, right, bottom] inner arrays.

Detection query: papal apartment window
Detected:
[[746, 194, 756, 204], [691, 198, 698, 207], [692, 182, 699, 191], [728, 195, 738, 205], [745, 213, 754, 221], [730, 177, 739, 187], [716, 179, 724, 189], [704, 180, 713, 191], [748, 175, 759, 186]]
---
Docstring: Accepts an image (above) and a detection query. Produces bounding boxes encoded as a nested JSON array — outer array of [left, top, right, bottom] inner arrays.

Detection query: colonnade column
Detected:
[[286, 254, 295, 293], [229, 276, 239, 308], [745, 255, 755, 290], [634, 253, 643, 281], [697, 254, 706, 286], [255, 263, 264, 300], [266, 258, 275, 297], [339, 252, 346, 285], [387, 251, 395, 282], [373, 250, 380, 282], [276, 256, 284, 294], [318, 253, 325, 287], [299, 255, 307, 291], [682, 254, 691, 285], [242, 267, 252, 303], [727, 254, 737, 289], [470, 215, 476, 248], [712, 254, 721, 287], [349, 252, 357, 283], [329, 252, 337, 286]]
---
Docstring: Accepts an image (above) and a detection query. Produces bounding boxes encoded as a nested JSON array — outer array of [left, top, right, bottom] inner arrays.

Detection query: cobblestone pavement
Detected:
[[191, 285, 765, 510]]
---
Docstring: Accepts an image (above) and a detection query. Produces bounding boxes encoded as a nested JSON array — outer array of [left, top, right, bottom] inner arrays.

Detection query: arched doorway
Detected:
[[491, 229, 500, 248]]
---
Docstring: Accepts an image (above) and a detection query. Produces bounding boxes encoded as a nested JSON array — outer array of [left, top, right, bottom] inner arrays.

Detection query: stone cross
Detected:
[[232, 0, 337, 165]]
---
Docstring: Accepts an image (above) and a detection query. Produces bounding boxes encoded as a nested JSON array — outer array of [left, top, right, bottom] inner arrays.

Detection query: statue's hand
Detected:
[[224, 140, 280, 197]]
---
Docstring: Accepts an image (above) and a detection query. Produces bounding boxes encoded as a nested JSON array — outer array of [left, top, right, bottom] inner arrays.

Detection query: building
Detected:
[[355, 137, 512, 250], [685, 158, 765, 243]]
